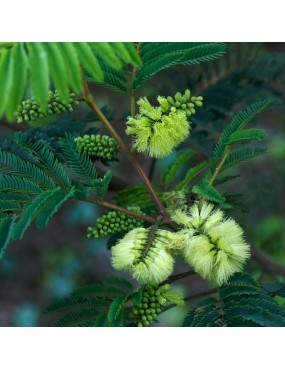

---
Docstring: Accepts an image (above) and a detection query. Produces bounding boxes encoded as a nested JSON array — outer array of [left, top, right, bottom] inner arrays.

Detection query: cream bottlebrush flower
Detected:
[[126, 97, 190, 158], [111, 227, 175, 285], [171, 202, 250, 286]]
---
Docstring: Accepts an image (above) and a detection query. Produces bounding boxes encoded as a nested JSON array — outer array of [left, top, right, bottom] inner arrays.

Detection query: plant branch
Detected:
[[83, 197, 155, 224], [161, 288, 219, 314], [81, 70, 169, 221], [163, 269, 196, 284], [251, 246, 285, 277]]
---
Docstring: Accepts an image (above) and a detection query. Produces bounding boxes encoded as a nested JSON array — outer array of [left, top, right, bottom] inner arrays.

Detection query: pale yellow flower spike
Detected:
[[111, 228, 175, 285], [170, 202, 250, 286]]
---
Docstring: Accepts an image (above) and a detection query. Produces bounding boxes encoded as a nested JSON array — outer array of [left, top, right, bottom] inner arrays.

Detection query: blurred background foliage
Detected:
[[1, 42, 285, 326]]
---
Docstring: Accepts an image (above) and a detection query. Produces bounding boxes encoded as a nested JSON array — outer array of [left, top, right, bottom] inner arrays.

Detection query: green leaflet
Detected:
[[221, 147, 266, 172], [0, 148, 56, 189], [227, 128, 267, 145], [71, 284, 126, 298], [0, 47, 14, 117], [57, 43, 83, 93], [162, 149, 195, 187], [0, 215, 16, 259], [93, 313, 109, 327], [55, 307, 100, 327], [0, 175, 42, 194], [74, 42, 104, 82], [102, 276, 134, 291], [59, 133, 98, 184], [6, 43, 28, 121], [0, 200, 21, 211], [35, 187, 75, 229], [12, 189, 57, 240], [130, 289, 143, 306], [134, 42, 226, 89], [107, 295, 128, 322], [42, 43, 69, 102], [193, 178, 225, 203], [175, 161, 208, 191], [27, 42, 50, 110], [91, 170, 112, 197], [91, 43, 122, 70]]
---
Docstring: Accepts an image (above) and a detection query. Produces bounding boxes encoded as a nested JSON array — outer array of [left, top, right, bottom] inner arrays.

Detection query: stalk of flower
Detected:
[[111, 227, 175, 285], [170, 202, 250, 286]]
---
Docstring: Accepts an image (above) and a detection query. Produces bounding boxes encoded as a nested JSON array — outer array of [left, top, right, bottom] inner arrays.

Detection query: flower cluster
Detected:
[[171, 202, 250, 286], [131, 284, 184, 327], [75, 134, 119, 162], [126, 90, 203, 158], [16, 90, 79, 123], [111, 227, 175, 285], [86, 207, 145, 238]]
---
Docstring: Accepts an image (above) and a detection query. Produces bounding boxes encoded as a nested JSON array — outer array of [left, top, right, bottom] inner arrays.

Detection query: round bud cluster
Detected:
[[87, 207, 145, 238], [16, 90, 80, 123], [157, 89, 203, 117], [131, 285, 170, 327], [75, 134, 119, 162]]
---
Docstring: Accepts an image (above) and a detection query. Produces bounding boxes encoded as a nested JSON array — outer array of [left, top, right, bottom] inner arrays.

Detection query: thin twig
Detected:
[[251, 246, 285, 277], [81, 70, 170, 221], [163, 269, 196, 284], [83, 197, 155, 224]]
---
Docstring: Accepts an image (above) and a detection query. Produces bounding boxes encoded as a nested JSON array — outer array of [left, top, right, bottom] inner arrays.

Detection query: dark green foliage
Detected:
[[210, 98, 273, 174], [86, 207, 146, 238], [135, 43, 227, 89], [174, 161, 208, 191], [43, 277, 135, 327], [0, 215, 16, 258], [162, 149, 194, 187], [107, 295, 129, 322], [183, 273, 285, 327], [113, 184, 162, 209], [35, 187, 75, 229], [0, 42, 141, 121], [227, 128, 267, 145], [193, 178, 226, 203], [262, 282, 285, 298], [59, 133, 98, 184], [222, 147, 266, 172]]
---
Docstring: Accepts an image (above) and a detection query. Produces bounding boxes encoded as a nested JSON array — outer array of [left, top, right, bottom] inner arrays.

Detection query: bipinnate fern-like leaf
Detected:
[[134, 42, 227, 89], [210, 98, 274, 174], [221, 147, 266, 171], [0, 215, 16, 259], [59, 133, 98, 184], [183, 273, 285, 327]]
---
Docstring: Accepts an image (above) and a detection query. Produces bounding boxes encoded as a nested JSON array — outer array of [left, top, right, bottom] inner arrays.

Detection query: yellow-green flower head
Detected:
[[171, 202, 250, 286], [126, 97, 190, 158], [111, 227, 175, 285]]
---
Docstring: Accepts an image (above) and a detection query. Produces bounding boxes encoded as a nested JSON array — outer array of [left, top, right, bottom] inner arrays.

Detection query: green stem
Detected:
[[199, 145, 231, 209]]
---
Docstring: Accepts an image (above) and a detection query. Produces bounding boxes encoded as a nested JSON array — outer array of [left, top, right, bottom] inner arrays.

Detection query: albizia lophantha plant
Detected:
[[1, 42, 285, 327]]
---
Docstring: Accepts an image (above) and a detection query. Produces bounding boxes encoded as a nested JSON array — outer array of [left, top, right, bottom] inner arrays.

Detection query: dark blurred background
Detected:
[[1, 42, 285, 326]]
